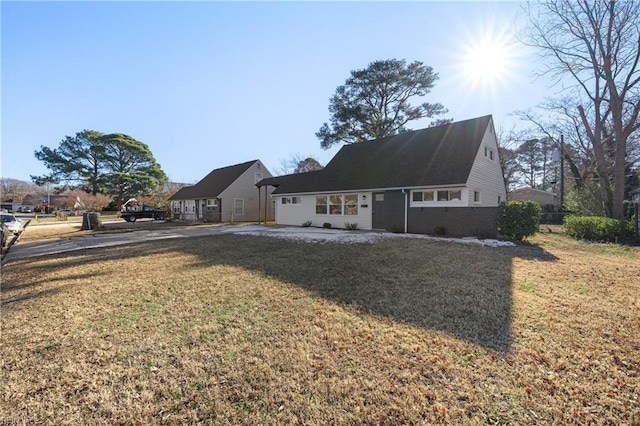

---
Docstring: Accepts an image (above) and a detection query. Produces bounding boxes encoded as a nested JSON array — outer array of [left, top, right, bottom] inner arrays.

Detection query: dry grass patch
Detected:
[[1, 233, 638, 425]]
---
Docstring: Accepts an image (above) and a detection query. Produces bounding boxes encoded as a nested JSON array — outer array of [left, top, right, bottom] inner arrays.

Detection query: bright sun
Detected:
[[458, 31, 519, 90]]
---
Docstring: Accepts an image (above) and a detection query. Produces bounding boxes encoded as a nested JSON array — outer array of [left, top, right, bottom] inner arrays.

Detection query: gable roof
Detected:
[[169, 160, 258, 201], [260, 115, 493, 195]]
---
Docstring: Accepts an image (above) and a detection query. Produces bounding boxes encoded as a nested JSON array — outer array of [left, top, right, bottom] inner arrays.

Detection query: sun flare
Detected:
[[458, 30, 520, 90]]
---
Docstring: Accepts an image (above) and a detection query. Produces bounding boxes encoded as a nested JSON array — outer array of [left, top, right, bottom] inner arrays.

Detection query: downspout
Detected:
[[402, 189, 408, 233]]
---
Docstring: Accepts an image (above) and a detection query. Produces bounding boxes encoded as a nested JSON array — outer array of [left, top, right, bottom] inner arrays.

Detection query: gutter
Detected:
[[402, 189, 408, 233]]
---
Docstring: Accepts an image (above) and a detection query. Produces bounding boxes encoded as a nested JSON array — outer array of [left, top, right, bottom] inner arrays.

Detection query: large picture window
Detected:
[[345, 194, 358, 215], [315, 194, 359, 216], [329, 195, 343, 215], [316, 196, 328, 214]]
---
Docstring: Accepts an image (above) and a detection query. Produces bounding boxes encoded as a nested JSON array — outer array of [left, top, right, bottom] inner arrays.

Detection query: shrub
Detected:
[[344, 222, 358, 230], [322, 222, 332, 229], [302, 220, 312, 227], [497, 200, 542, 241], [564, 215, 633, 242]]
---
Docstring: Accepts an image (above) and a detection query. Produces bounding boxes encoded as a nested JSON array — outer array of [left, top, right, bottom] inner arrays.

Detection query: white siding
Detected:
[[274, 192, 373, 230], [465, 121, 507, 206], [219, 160, 274, 222]]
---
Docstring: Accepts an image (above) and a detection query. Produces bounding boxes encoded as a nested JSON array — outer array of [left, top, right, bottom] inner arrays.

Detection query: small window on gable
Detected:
[[474, 191, 480, 203], [485, 146, 495, 160], [255, 173, 263, 184]]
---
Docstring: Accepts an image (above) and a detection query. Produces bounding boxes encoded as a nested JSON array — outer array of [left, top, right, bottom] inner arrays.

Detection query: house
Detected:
[[169, 160, 274, 222], [508, 187, 559, 208], [257, 115, 507, 237]]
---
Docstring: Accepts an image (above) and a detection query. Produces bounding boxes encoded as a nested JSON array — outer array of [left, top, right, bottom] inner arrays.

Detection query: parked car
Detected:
[[22, 206, 33, 213], [0, 213, 20, 235], [1, 223, 7, 248]]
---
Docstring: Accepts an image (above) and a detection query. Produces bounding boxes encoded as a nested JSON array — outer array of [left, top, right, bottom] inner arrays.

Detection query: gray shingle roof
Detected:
[[169, 160, 258, 201], [260, 115, 493, 195]]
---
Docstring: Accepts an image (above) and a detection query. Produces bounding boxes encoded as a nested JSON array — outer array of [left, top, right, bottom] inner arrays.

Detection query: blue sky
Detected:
[[2, 1, 552, 184]]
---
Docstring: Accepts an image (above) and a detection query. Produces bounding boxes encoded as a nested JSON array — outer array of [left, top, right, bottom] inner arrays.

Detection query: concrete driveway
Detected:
[[1, 224, 513, 265]]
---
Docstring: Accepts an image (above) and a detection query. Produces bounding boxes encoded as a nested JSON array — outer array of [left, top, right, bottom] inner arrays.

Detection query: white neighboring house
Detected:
[[257, 116, 507, 237], [169, 160, 274, 222], [508, 187, 559, 208]]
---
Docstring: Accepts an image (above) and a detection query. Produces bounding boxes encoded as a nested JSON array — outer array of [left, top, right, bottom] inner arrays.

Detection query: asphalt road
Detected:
[[1, 224, 222, 264]]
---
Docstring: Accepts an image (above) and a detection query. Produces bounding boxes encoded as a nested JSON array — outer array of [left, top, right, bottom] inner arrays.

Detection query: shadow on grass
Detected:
[[1, 234, 557, 351], [174, 234, 558, 351]]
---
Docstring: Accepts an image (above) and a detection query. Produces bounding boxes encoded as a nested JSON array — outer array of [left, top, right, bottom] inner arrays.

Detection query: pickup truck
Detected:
[[119, 202, 167, 222]]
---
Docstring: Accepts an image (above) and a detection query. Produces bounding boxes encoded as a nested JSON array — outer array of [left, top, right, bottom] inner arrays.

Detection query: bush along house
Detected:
[[257, 116, 507, 237]]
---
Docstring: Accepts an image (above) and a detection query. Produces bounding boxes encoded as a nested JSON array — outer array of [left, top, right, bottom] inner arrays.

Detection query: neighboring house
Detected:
[[258, 115, 507, 237], [169, 160, 274, 222], [508, 187, 559, 208]]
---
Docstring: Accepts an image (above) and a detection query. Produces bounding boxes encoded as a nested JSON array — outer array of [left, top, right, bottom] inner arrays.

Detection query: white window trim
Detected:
[[315, 193, 359, 216], [410, 188, 467, 207], [234, 198, 244, 215], [207, 199, 218, 207], [282, 196, 302, 205], [485, 145, 495, 161]]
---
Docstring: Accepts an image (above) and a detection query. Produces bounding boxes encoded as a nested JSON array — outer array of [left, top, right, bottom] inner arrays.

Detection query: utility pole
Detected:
[[560, 134, 564, 210]]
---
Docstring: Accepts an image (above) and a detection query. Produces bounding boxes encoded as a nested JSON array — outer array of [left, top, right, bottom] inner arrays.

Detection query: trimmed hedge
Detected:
[[564, 215, 634, 242], [497, 201, 542, 241]]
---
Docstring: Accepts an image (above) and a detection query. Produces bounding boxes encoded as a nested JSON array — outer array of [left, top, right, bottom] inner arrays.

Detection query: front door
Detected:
[[372, 192, 387, 230]]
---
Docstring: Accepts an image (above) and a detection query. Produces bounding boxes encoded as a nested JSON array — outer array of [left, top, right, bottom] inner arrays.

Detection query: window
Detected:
[[282, 196, 301, 205], [345, 194, 358, 215], [254, 173, 263, 184], [207, 199, 217, 207], [316, 194, 358, 215], [412, 190, 434, 202], [437, 190, 462, 201], [474, 191, 480, 203], [316, 196, 328, 214], [375, 193, 384, 202], [234, 198, 244, 215], [329, 195, 343, 215], [485, 146, 495, 160]]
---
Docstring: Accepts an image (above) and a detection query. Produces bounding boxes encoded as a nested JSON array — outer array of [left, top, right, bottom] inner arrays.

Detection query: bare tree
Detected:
[[523, 0, 640, 219], [1, 178, 39, 202], [277, 154, 324, 176]]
